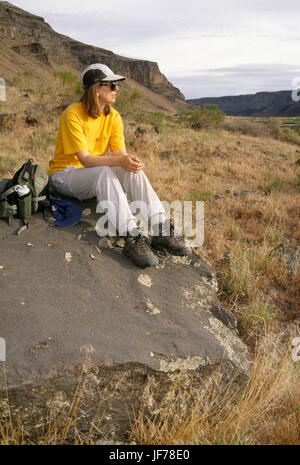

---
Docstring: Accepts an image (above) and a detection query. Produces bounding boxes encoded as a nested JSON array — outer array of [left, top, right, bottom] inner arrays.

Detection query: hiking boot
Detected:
[[151, 220, 192, 256], [123, 231, 159, 268]]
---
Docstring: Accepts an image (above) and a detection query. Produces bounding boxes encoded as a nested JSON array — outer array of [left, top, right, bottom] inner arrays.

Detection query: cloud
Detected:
[[9, 0, 300, 98], [170, 64, 300, 99], [40, 6, 300, 78], [44, 11, 180, 47]]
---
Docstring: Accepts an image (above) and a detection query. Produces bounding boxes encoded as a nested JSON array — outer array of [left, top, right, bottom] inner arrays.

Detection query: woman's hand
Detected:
[[120, 154, 144, 173], [75, 149, 145, 172]]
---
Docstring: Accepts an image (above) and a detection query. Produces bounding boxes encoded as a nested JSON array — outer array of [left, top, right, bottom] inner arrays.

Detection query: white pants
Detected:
[[50, 166, 166, 235]]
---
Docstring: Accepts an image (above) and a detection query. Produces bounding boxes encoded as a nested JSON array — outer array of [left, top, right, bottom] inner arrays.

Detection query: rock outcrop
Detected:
[[187, 90, 300, 117], [0, 1, 184, 103], [0, 198, 251, 442]]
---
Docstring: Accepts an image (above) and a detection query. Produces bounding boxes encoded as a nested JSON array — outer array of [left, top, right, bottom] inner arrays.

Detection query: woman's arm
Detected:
[[75, 149, 144, 173]]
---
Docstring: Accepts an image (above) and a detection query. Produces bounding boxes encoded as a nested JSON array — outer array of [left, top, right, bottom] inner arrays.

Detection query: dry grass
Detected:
[[0, 358, 128, 445], [1, 330, 299, 445], [128, 330, 300, 445], [0, 90, 300, 444]]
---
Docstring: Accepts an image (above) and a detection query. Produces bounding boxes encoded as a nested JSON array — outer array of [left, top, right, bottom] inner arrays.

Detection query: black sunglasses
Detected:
[[99, 81, 120, 91]]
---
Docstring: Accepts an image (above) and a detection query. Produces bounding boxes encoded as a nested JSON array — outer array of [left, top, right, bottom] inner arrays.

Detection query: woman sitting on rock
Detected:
[[48, 63, 191, 267]]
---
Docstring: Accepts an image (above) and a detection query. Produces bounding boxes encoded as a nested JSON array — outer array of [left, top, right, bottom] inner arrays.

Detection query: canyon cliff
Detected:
[[0, 1, 185, 109]]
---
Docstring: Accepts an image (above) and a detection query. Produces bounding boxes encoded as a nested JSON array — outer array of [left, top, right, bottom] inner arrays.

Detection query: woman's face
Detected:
[[97, 82, 120, 106]]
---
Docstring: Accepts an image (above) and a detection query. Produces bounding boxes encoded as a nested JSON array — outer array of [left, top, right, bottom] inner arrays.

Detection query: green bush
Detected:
[[53, 70, 82, 96], [289, 168, 300, 187], [257, 171, 284, 194], [23, 69, 34, 87], [269, 119, 300, 146], [188, 189, 213, 202], [241, 297, 276, 330], [115, 88, 142, 115], [134, 111, 167, 126], [13, 69, 34, 88], [31, 130, 56, 153], [224, 118, 274, 137], [279, 127, 300, 146], [13, 72, 22, 87], [179, 105, 225, 130]]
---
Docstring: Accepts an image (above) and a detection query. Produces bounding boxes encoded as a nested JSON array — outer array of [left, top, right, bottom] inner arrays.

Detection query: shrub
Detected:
[[270, 120, 300, 146], [31, 130, 56, 154], [257, 171, 284, 194], [13, 69, 35, 89], [179, 105, 225, 130], [293, 169, 300, 186], [279, 128, 300, 146], [240, 297, 276, 330], [12, 72, 22, 87], [0, 154, 17, 175], [188, 189, 213, 202], [53, 70, 82, 96], [23, 69, 34, 86], [220, 243, 276, 304], [223, 118, 277, 138], [115, 88, 142, 115], [130, 110, 175, 132]]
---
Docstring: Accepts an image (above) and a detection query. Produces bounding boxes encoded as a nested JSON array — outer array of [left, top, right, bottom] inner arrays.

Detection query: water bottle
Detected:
[[16, 185, 32, 219]]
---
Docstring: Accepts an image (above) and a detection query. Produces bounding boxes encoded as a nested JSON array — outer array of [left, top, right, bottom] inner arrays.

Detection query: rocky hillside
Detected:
[[0, 1, 186, 111], [187, 90, 300, 117]]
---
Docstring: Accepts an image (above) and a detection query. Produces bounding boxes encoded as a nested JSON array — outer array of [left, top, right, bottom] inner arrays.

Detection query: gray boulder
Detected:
[[0, 199, 251, 442]]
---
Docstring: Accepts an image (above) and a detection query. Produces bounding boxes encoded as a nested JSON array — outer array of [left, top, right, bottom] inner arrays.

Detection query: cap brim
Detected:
[[102, 74, 126, 82]]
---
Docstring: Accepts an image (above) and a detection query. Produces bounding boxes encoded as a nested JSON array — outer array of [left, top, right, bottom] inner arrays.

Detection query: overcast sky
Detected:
[[8, 0, 300, 98]]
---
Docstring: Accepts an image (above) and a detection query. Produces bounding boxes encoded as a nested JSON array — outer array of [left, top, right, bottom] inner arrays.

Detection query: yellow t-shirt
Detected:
[[48, 102, 126, 175]]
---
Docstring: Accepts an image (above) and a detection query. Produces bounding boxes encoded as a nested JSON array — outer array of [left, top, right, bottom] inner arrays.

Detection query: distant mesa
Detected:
[[187, 90, 300, 117]]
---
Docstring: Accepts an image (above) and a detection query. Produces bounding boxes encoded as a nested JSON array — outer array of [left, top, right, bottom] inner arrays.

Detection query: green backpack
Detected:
[[0, 158, 49, 233]]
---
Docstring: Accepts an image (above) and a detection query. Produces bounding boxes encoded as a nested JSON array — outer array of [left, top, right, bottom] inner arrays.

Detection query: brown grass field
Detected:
[[0, 79, 299, 444]]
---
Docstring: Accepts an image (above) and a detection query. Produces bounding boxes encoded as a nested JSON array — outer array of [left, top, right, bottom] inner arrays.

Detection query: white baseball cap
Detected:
[[80, 63, 126, 88]]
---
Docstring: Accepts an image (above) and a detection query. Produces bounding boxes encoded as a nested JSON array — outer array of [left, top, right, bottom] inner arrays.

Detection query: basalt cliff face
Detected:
[[0, 1, 185, 105], [187, 90, 300, 117]]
